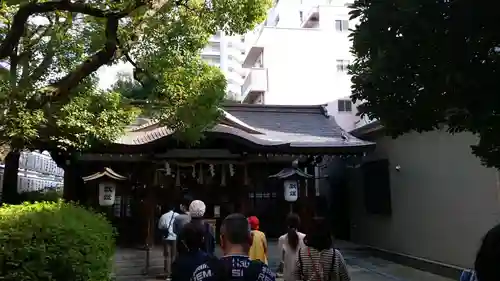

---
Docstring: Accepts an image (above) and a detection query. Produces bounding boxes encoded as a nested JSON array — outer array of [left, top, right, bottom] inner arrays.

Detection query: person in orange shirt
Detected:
[[248, 216, 268, 264]]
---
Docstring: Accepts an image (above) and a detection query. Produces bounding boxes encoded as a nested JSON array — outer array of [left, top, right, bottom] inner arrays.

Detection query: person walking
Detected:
[[248, 216, 268, 264], [171, 221, 211, 281], [278, 213, 306, 281], [177, 200, 215, 256], [158, 204, 178, 277], [469, 223, 500, 281], [189, 213, 276, 281], [173, 195, 194, 236], [293, 218, 350, 281]]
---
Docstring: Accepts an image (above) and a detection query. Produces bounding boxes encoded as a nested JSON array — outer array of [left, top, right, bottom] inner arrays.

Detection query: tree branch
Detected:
[[21, 33, 56, 86], [51, 16, 120, 97], [0, 0, 143, 60]]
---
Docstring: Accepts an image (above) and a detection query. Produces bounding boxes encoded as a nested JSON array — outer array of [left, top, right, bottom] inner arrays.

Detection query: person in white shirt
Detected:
[[158, 204, 179, 277]]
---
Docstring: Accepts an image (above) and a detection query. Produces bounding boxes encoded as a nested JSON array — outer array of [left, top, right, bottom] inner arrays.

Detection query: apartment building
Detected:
[[201, 31, 247, 99], [241, 0, 355, 105]]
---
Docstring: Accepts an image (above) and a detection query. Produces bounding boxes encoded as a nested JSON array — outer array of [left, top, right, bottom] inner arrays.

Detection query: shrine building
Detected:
[[62, 103, 374, 247]]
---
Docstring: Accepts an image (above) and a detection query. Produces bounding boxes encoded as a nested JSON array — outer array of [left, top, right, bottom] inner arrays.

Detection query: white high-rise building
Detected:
[[241, 0, 356, 105], [201, 31, 247, 99]]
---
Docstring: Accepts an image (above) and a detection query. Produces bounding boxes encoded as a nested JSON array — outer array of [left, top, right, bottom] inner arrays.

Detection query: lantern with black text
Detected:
[[284, 180, 299, 202], [99, 182, 116, 206]]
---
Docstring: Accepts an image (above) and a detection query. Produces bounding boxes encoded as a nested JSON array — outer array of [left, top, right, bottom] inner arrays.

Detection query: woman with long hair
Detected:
[[293, 218, 350, 281], [278, 213, 306, 281]]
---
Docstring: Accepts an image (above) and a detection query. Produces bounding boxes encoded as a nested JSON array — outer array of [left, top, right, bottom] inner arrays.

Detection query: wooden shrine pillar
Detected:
[[138, 164, 157, 275]]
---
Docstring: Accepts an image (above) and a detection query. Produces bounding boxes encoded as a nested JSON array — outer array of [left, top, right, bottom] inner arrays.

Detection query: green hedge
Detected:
[[0, 201, 116, 281], [18, 189, 63, 203]]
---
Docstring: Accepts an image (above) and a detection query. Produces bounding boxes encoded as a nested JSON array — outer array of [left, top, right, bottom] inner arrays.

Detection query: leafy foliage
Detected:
[[349, 0, 500, 168], [0, 0, 271, 150], [0, 201, 116, 281], [18, 189, 62, 203]]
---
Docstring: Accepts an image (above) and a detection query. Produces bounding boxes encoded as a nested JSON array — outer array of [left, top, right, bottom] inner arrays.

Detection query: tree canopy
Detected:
[[349, 0, 500, 168], [0, 0, 271, 151]]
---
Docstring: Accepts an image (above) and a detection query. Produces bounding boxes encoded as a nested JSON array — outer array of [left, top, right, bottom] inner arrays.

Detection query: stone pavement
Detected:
[[114, 241, 454, 281]]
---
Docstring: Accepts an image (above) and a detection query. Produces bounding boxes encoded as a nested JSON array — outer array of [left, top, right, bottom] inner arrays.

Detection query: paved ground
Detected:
[[114, 241, 454, 281], [261, 241, 453, 281]]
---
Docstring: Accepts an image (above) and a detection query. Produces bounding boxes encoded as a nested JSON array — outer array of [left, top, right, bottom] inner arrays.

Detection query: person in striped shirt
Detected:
[[293, 218, 350, 281]]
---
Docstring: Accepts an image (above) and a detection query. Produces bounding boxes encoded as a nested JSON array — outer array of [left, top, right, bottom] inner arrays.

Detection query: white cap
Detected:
[[189, 200, 206, 218]]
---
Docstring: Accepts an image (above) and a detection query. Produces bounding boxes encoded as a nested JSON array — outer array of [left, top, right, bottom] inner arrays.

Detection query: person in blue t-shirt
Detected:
[[172, 221, 210, 281], [190, 213, 276, 281]]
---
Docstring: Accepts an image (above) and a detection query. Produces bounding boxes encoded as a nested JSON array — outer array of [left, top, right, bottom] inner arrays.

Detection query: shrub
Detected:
[[0, 201, 116, 281], [18, 189, 63, 203]]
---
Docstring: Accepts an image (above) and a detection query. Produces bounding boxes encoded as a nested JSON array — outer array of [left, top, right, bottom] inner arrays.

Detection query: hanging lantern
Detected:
[[229, 164, 235, 177], [284, 180, 299, 202], [99, 182, 116, 206]]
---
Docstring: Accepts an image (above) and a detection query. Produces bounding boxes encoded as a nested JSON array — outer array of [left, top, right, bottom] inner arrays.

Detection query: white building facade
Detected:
[[0, 151, 64, 199], [241, 0, 355, 105], [201, 31, 247, 99]]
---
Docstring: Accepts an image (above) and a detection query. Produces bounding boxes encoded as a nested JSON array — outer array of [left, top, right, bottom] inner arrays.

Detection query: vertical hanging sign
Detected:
[[284, 180, 299, 202], [99, 182, 116, 206]]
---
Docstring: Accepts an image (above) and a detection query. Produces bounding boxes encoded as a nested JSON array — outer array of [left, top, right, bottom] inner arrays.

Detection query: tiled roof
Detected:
[[113, 103, 374, 150]]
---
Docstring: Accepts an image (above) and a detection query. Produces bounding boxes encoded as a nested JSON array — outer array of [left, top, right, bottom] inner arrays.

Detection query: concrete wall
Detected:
[[348, 130, 500, 268]]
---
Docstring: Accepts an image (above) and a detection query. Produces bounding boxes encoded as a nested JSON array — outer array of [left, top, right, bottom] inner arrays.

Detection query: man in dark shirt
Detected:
[[173, 195, 193, 236], [190, 213, 276, 281]]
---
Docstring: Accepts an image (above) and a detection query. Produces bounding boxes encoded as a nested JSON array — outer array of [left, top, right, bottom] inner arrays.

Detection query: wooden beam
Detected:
[[77, 153, 149, 161], [155, 149, 240, 159]]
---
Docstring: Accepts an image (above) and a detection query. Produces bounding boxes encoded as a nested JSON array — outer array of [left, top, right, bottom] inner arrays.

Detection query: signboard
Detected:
[[99, 182, 116, 206], [284, 180, 299, 202]]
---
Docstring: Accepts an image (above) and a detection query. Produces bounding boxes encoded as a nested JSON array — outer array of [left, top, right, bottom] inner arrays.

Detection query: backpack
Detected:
[[460, 270, 477, 281], [206, 257, 264, 281], [298, 247, 336, 281]]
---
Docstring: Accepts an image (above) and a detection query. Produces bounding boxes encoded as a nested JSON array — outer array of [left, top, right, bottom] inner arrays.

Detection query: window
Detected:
[[338, 100, 352, 112], [336, 59, 350, 72], [299, 11, 303, 22], [335, 20, 349, 32]]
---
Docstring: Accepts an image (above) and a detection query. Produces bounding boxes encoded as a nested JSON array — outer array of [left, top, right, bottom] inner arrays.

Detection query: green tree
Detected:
[[349, 0, 500, 168], [0, 0, 271, 203]]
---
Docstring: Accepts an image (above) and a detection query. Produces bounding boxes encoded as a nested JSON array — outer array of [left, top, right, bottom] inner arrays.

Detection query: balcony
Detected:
[[242, 46, 264, 68], [301, 6, 320, 28], [241, 68, 268, 103]]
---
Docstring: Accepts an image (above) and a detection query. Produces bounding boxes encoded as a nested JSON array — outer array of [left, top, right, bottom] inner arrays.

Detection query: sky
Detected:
[[96, 62, 134, 90]]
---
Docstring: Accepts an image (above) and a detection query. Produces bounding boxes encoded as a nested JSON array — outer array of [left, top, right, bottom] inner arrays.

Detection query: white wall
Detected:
[[325, 97, 359, 131], [256, 27, 352, 105], [202, 32, 246, 98]]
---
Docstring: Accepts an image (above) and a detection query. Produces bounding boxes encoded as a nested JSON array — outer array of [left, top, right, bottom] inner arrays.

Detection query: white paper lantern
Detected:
[[284, 180, 299, 202], [99, 182, 116, 206]]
